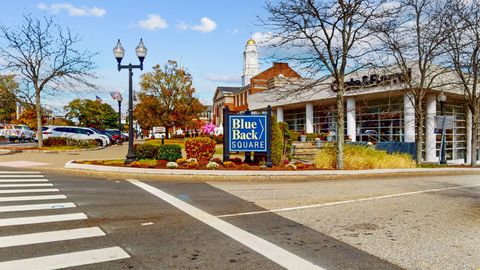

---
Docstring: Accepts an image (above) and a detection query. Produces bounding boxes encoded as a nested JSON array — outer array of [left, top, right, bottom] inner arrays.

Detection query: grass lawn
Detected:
[[145, 139, 186, 148], [38, 145, 96, 151]]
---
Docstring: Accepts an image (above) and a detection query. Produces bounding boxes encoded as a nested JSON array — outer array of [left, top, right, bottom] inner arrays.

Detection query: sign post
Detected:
[[223, 106, 230, 163]]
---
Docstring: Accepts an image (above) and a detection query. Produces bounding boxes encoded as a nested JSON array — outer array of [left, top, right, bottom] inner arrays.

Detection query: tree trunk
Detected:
[[35, 90, 43, 148], [336, 90, 345, 169], [471, 106, 478, 166], [165, 127, 170, 139], [415, 98, 424, 163]]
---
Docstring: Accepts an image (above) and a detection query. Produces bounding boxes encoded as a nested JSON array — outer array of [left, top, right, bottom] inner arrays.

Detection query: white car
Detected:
[[2, 124, 35, 142], [42, 126, 110, 147]]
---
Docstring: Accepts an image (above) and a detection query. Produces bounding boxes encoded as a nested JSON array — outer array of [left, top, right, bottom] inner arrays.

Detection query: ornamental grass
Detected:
[[314, 144, 416, 170]]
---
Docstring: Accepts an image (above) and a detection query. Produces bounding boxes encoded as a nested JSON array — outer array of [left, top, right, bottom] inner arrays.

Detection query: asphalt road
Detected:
[[0, 168, 478, 269]]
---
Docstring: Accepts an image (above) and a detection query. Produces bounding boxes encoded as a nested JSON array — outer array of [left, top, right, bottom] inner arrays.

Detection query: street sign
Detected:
[[435, 116, 454, 130], [228, 115, 267, 152], [153, 127, 166, 133]]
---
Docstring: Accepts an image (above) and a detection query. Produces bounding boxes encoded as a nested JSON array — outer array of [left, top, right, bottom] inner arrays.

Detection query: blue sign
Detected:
[[228, 115, 267, 152]]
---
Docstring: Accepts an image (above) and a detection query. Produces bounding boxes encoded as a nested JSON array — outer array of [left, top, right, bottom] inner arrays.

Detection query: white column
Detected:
[[277, 107, 284, 123], [466, 109, 472, 164], [425, 95, 437, 162], [404, 92, 416, 142], [305, 103, 314, 133], [346, 97, 356, 142]]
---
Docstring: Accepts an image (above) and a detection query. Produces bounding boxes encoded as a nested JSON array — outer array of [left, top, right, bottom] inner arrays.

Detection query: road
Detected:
[[0, 168, 478, 269]]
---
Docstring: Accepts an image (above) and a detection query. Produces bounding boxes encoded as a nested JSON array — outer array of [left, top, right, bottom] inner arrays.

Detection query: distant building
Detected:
[[212, 39, 302, 126]]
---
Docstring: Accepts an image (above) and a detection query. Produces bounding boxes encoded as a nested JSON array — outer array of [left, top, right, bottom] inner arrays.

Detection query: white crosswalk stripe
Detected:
[[0, 171, 130, 268], [0, 194, 67, 202], [0, 183, 53, 187]]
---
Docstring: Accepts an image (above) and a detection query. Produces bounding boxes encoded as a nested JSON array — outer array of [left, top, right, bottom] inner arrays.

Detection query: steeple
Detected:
[[242, 38, 260, 86]]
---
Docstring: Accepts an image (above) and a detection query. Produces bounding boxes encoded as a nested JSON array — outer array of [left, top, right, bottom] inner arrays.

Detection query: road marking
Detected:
[[128, 179, 324, 270], [0, 179, 49, 183], [0, 246, 130, 270], [0, 202, 76, 213], [0, 194, 66, 202], [0, 183, 53, 187], [0, 171, 41, 174], [0, 188, 59, 194], [0, 227, 105, 248], [0, 175, 45, 178], [0, 213, 87, 227], [217, 183, 480, 218]]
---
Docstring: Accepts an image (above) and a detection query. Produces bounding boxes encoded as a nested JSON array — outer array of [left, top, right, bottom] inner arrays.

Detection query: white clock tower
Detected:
[[242, 39, 260, 86]]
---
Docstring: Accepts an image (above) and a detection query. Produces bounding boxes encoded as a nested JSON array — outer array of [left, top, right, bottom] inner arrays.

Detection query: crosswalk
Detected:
[[0, 170, 130, 269]]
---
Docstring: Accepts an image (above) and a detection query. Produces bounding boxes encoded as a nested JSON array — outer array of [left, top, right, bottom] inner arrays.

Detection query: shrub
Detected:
[[314, 144, 416, 170], [296, 163, 305, 169], [210, 157, 222, 164], [306, 133, 318, 141], [186, 161, 200, 169], [186, 158, 198, 163], [229, 157, 243, 164], [185, 137, 216, 161], [206, 161, 219, 170], [134, 143, 159, 160], [239, 163, 250, 170], [290, 131, 300, 142], [211, 134, 223, 144], [44, 137, 67, 147], [176, 158, 187, 165], [279, 122, 293, 159], [129, 159, 156, 168], [166, 162, 178, 169], [285, 163, 297, 170], [157, 144, 182, 161], [271, 115, 284, 166], [222, 161, 235, 168], [259, 165, 267, 170], [66, 138, 96, 148], [156, 160, 168, 168]]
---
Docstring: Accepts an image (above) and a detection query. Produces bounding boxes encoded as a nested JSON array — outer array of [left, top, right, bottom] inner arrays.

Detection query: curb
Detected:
[[65, 160, 480, 177]]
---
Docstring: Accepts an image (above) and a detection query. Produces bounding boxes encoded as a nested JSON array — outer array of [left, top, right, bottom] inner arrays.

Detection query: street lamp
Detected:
[[110, 91, 124, 132], [113, 38, 147, 164], [437, 91, 447, 165]]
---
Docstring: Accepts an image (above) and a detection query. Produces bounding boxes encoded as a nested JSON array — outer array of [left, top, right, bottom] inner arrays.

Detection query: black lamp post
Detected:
[[437, 91, 447, 165], [113, 39, 147, 164], [117, 94, 123, 132]]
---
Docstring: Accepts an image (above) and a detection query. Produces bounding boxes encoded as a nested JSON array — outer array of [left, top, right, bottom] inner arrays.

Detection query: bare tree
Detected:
[[443, 0, 480, 166], [369, 0, 452, 163], [0, 14, 97, 147], [261, 0, 386, 169]]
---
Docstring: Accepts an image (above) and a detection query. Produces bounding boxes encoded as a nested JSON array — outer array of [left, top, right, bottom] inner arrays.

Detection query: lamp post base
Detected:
[[125, 150, 137, 165]]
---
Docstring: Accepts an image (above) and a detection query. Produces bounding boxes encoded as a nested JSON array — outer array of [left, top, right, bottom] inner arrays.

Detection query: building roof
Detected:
[[216, 86, 242, 94]]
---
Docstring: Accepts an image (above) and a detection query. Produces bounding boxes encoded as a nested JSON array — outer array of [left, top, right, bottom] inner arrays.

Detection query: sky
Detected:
[[0, 1, 272, 115]]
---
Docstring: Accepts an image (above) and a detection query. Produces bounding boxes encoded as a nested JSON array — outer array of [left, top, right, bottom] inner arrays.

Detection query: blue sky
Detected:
[[1, 1, 271, 114]]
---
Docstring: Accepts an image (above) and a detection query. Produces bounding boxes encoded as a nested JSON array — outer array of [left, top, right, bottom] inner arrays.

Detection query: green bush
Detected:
[[290, 131, 300, 141], [44, 137, 67, 147], [279, 122, 293, 160], [306, 133, 318, 141], [271, 115, 284, 166], [157, 144, 182, 161], [66, 138, 96, 148], [134, 143, 159, 160], [44, 137, 96, 148], [314, 144, 416, 170], [185, 137, 216, 161]]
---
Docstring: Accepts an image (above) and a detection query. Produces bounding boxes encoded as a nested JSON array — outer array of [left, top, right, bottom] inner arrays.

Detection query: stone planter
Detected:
[[300, 135, 307, 142]]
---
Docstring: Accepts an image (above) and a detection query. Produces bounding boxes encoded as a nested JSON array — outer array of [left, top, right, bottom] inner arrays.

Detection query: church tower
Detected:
[[242, 39, 260, 86]]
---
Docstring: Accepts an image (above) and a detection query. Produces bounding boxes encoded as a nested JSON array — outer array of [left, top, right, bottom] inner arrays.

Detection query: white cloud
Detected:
[[178, 17, 217, 33], [37, 3, 106, 17], [205, 74, 240, 84], [192, 17, 217, 32], [138, 14, 168, 31]]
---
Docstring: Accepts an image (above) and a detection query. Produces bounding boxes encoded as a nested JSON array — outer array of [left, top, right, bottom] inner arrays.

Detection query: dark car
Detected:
[[105, 129, 124, 144]]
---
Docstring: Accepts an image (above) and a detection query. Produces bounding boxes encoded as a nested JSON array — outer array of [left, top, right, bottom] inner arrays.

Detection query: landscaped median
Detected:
[[0, 137, 102, 153], [63, 137, 480, 178]]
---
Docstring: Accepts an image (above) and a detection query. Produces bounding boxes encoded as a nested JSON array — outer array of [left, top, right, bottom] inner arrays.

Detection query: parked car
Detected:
[[105, 129, 125, 144], [90, 128, 114, 145], [42, 126, 110, 147], [2, 124, 35, 142]]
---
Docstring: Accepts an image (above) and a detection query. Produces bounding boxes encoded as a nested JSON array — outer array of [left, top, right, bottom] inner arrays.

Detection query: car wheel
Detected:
[[95, 139, 103, 147]]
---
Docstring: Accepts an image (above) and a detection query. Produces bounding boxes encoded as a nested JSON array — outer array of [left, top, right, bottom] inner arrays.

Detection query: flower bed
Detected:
[[76, 158, 317, 171]]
